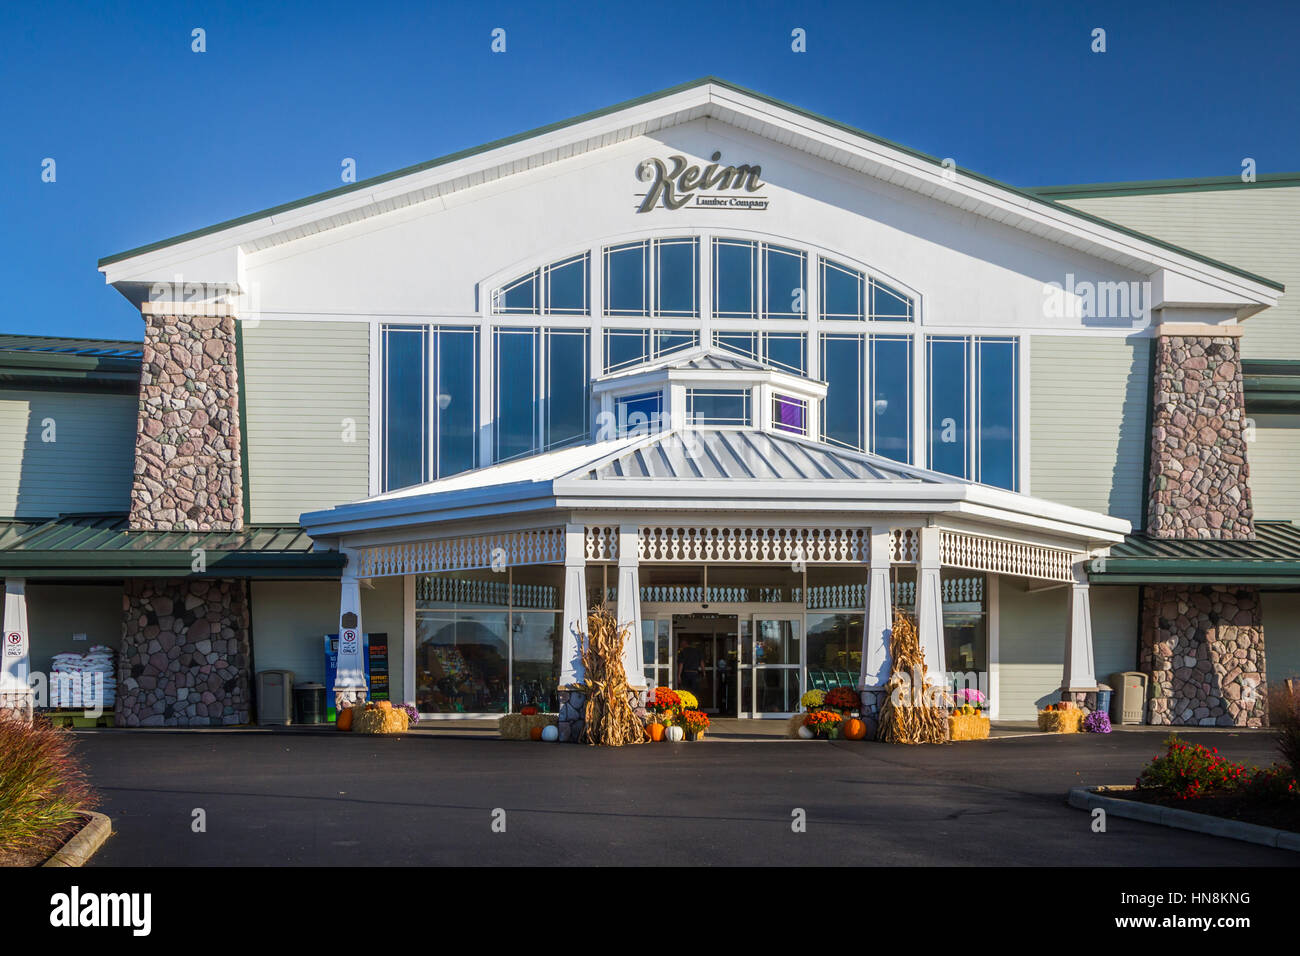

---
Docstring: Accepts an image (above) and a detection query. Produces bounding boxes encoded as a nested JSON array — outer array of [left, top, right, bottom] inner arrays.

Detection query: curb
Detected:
[[44, 812, 113, 867], [1069, 786, 1300, 852]]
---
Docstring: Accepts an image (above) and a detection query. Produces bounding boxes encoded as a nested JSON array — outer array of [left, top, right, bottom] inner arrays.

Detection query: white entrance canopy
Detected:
[[301, 426, 1129, 700]]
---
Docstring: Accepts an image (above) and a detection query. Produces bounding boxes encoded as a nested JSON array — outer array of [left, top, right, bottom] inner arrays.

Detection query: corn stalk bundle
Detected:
[[579, 605, 645, 747], [877, 608, 949, 745]]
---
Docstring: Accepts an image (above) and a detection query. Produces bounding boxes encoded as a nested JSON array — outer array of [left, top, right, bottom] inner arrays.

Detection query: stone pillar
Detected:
[[616, 524, 645, 688], [1062, 562, 1098, 695], [1, 579, 33, 720], [1140, 324, 1266, 725], [334, 555, 368, 712], [859, 527, 893, 705], [556, 523, 587, 742], [117, 579, 251, 726], [131, 303, 243, 532], [915, 526, 946, 685]]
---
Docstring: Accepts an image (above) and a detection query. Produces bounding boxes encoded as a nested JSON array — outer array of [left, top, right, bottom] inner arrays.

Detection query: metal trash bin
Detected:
[[294, 682, 327, 725]]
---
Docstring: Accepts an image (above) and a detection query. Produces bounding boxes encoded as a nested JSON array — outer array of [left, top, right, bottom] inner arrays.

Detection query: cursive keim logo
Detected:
[[635, 151, 767, 212]]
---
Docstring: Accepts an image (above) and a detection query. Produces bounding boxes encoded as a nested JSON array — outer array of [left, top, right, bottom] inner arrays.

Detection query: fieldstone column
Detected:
[[131, 302, 243, 532], [915, 526, 946, 684], [858, 528, 893, 725], [1, 579, 33, 720], [616, 524, 645, 688]]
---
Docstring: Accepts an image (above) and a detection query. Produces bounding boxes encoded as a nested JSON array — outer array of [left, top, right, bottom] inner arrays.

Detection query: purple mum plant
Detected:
[[399, 703, 419, 726], [1083, 710, 1111, 734]]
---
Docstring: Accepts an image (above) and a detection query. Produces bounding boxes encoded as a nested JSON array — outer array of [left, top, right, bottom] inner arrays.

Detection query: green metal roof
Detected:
[[0, 514, 343, 580], [1089, 520, 1300, 587], [1030, 172, 1300, 200], [0, 334, 143, 392], [1243, 359, 1300, 414], [95, 77, 1285, 294]]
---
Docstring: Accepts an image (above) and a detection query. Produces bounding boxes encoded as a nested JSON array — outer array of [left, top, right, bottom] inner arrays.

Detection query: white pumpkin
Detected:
[[541, 725, 559, 742], [797, 725, 814, 739], [665, 725, 685, 742]]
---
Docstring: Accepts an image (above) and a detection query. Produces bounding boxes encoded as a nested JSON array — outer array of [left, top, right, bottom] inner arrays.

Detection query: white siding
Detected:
[[1265, 592, 1300, 684], [242, 321, 370, 523], [0, 390, 136, 517], [1248, 414, 1300, 522], [1030, 336, 1149, 526], [1059, 186, 1300, 359], [997, 577, 1137, 720]]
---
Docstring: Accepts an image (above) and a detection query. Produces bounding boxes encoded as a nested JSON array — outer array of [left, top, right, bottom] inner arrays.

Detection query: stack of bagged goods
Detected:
[[48, 645, 117, 709]]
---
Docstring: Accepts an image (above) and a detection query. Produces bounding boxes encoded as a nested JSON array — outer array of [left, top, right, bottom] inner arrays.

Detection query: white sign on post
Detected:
[[2, 580, 31, 697]]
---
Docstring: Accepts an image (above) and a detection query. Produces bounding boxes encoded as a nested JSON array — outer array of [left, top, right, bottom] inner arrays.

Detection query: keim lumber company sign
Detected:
[[636, 152, 768, 212]]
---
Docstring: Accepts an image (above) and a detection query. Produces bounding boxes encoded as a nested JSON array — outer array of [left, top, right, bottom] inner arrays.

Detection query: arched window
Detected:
[[493, 252, 590, 315], [819, 256, 913, 321]]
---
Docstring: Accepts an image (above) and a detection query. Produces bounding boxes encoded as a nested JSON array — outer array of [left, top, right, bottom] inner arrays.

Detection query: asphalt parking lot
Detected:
[[74, 728, 1292, 866]]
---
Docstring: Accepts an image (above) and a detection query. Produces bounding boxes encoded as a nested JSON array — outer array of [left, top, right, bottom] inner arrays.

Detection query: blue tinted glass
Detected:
[[765, 333, 806, 374], [977, 339, 1018, 490], [547, 255, 587, 314], [689, 389, 750, 425], [820, 335, 864, 450], [546, 330, 589, 448], [604, 329, 648, 372], [870, 336, 911, 463], [765, 246, 805, 317], [495, 330, 537, 460], [606, 243, 648, 314], [617, 390, 663, 435], [500, 271, 537, 313], [436, 330, 477, 477], [655, 329, 697, 357], [383, 326, 427, 490], [714, 331, 758, 360], [657, 240, 697, 316], [871, 280, 912, 320], [821, 260, 863, 318], [928, 337, 969, 478], [714, 241, 756, 316]]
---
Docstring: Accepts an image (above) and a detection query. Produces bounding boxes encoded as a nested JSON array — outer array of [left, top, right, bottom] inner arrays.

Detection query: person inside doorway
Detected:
[[677, 639, 703, 696]]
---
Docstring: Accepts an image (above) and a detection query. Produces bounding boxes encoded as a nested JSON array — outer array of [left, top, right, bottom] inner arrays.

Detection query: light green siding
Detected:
[[24, 583, 123, 679], [0, 390, 136, 518], [251, 578, 404, 702], [1248, 414, 1300, 522], [1265, 593, 1300, 684], [1059, 187, 1300, 359], [997, 579, 1137, 720], [1030, 336, 1149, 526], [242, 320, 370, 523]]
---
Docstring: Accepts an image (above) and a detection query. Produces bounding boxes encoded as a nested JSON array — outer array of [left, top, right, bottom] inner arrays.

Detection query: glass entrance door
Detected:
[[670, 614, 739, 716], [741, 614, 802, 716]]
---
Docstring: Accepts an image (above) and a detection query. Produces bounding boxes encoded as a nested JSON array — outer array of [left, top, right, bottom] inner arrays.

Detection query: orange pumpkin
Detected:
[[336, 707, 354, 731], [529, 726, 544, 741], [842, 717, 868, 740], [647, 723, 665, 742]]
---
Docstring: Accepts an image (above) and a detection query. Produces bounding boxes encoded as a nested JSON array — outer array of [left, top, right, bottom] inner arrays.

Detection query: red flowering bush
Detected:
[[803, 709, 844, 738], [1137, 737, 1250, 801], [825, 686, 859, 711], [1244, 764, 1299, 802]]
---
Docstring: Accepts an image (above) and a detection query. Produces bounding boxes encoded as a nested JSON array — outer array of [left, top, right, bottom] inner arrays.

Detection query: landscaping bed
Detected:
[[1105, 784, 1300, 834]]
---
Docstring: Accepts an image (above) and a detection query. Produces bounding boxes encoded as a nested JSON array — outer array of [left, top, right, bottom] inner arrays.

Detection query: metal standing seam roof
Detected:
[[0, 335, 144, 360], [0, 514, 343, 579], [1089, 520, 1300, 586]]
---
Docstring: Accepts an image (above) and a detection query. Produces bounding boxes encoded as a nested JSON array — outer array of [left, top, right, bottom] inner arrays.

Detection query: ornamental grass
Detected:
[[1270, 680, 1300, 773], [0, 712, 98, 861], [877, 609, 948, 745], [579, 605, 645, 747]]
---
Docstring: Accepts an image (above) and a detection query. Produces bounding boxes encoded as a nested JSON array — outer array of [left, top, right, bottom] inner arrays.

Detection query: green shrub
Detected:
[[1136, 735, 1250, 800], [0, 713, 98, 858]]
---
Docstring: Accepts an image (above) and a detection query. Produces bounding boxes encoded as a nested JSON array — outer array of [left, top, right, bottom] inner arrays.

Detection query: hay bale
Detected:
[[1036, 708, 1085, 734], [497, 713, 558, 740], [786, 714, 807, 738], [353, 707, 409, 735], [948, 713, 990, 741]]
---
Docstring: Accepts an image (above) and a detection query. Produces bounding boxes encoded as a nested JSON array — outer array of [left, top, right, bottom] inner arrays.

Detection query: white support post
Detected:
[[559, 524, 587, 687], [616, 524, 645, 688], [1, 579, 32, 717], [1063, 562, 1098, 691], [916, 526, 947, 687], [334, 552, 368, 711], [860, 528, 893, 689]]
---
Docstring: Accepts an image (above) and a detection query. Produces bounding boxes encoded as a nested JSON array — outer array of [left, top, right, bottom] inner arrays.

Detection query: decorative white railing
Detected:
[[585, 525, 619, 561], [889, 528, 919, 563], [354, 528, 564, 578], [636, 526, 868, 563], [939, 530, 1076, 583]]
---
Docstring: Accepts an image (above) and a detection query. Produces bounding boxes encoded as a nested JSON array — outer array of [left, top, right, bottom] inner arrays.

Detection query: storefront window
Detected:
[[806, 612, 864, 688], [511, 611, 561, 712], [416, 610, 509, 714]]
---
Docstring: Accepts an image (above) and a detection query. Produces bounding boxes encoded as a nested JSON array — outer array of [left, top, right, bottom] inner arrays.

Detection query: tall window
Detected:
[[926, 336, 1019, 489], [494, 328, 591, 462], [819, 333, 913, 462], [381, 325, 479, 491], [603, 238, 698, 317], [713, 240, 808, 319], [493, 252, 589, 315]]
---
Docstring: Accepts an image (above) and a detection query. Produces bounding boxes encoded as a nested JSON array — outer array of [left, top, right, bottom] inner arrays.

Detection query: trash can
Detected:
[[294, 682, 327, 725], [1094, 684, 1112, 720]]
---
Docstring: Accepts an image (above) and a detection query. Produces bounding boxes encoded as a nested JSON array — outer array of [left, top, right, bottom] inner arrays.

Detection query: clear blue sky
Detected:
[[3, 0, 1297, 341]]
